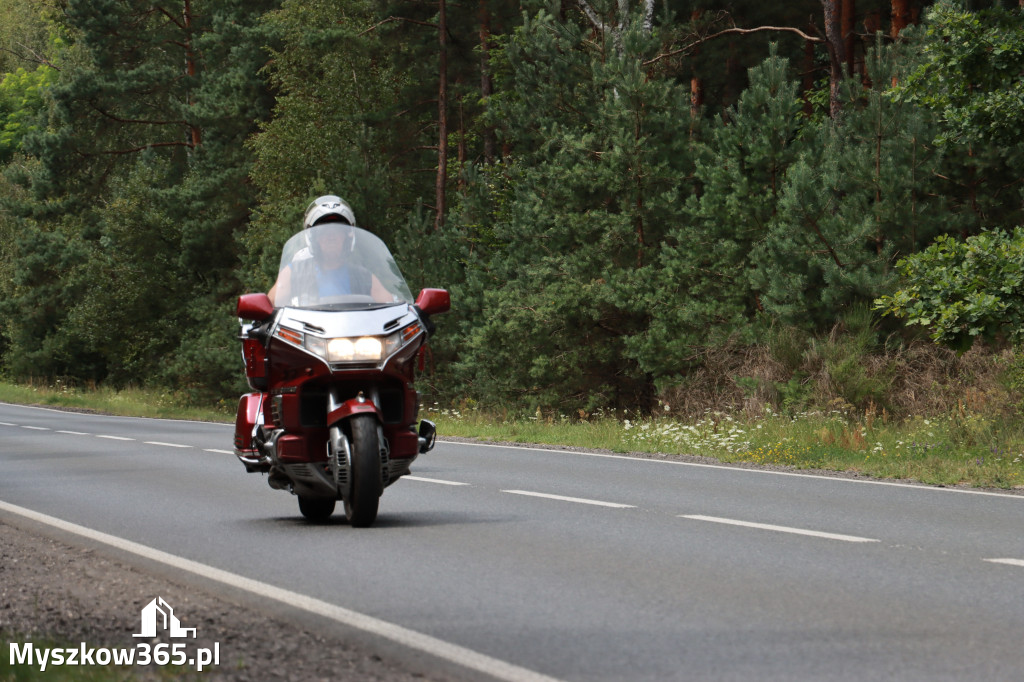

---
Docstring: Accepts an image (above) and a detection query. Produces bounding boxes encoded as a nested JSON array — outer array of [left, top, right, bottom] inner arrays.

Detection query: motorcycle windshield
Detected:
[[275, 223, 415, 310]]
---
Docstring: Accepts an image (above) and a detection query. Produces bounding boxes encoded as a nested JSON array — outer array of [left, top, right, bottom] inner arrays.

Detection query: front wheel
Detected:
[[343, 415, 382, 527]]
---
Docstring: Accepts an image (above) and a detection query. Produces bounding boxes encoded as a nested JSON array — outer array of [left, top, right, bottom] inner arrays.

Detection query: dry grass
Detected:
[[658, 332, 1019, 424]]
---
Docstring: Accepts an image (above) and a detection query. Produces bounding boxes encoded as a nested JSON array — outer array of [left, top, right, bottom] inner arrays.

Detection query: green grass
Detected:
[[4, 380, 1023, 490], [0, 381, 232, 423], [426, 404, 1024, 491]]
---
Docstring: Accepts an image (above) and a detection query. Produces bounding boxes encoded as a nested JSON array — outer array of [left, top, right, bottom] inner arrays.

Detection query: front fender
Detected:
[[327, 398, 380, 429]]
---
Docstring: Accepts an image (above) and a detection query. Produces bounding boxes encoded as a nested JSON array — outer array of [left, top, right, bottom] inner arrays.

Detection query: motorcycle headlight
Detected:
[[330, 336, 382, 362], [304, 330, 412, 364]]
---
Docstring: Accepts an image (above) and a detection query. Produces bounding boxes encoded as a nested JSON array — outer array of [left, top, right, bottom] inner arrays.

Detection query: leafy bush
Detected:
[[875, 228, 1024, 351]]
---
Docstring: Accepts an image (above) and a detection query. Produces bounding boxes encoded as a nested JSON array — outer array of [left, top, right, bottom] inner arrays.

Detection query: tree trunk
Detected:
[[821, 0, 844, 121], [860, 10, 881, 87], [690, 76, 704, 117], [479, 0, 495, 164], [723, 39, 738, 112], [802, 23, 816, 116], [435, 0, 448, 230], [891, 0, 910, 38], [183, 0, 200, 147], [457, 78, 466, 190], [841, 0, 856, 78], [689, 10, 703, 124]]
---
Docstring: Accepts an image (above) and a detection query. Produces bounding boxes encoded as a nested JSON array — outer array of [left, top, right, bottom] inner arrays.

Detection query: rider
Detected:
[[268, 195, 391, 306]]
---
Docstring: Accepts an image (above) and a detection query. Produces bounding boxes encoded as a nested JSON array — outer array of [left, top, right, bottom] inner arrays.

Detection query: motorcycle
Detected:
[[232, 222, 450, 527]]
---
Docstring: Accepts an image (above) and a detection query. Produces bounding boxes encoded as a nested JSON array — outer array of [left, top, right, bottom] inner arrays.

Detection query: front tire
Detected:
[[343, 415, 382, 527], [298, 495, 335, 522]]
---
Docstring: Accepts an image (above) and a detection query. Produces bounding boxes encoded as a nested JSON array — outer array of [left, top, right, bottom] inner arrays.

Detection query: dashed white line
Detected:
[[57, 430, 90, 435], [984, 558, 1024, 568], [21, 426, 49, 431], [680, 515, 879, 543], [503, 490, 635, 509], [405, 476, 470, 486], [96, 435, 134, 441], [0, 421, 17, 426], [144, 441, 191, 448], [204, 449, 234, 454]]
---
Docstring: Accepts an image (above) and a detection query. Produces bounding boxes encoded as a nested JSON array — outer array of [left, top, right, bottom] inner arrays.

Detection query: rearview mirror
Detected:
[[415, 288, 451, 316], [237, 293, 275, 321]]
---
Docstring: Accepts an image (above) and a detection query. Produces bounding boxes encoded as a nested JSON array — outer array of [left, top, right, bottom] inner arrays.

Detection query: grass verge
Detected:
[[3, 380, 1023, 491], [0, 381, 231, 423], [426, 405, 1024, 491]]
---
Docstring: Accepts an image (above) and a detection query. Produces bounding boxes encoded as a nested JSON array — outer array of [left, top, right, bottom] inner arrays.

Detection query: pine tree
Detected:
[[3, 0, 278, 399], [453, 6, 694, 411], [751, 39, 951, 327], [623, 48, 807, 386]]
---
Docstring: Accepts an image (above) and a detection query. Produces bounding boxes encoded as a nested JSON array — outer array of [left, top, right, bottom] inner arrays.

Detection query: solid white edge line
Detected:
[[0, 500, 564, 682], [680, 514, 879, 543], [447, 441, 1024, 500], [984, 558, 1024, 568], [0, 401, 234, 427], [3, 400, 1020, 501], [405, 476, 470, 486], [503, 490, 635, 509], [144, 441, 191, 448]]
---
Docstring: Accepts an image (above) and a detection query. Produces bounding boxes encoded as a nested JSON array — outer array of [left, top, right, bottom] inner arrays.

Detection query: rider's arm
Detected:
[[370, 275, 394, 303], [268, 266, 292, 306]]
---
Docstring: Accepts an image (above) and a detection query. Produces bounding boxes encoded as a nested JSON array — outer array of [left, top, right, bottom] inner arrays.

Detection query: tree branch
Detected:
[[155, 6, 186, 30], [807, 216, 845, 269], [2, 43, 61, 71], [359, 15, 437, 36], [89, 104, 190, 127], [644, 25, 823, 67], [577, 0, 608, 34], [94, 140, 195, 155]]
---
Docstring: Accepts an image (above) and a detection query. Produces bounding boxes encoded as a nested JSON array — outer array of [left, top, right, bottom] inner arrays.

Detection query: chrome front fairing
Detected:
[[269, 304, 424, 372]]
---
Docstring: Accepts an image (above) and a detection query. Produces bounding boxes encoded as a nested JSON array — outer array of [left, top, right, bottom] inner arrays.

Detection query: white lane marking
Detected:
[[405, 476, 469, 486], [57, 430, 90, 435], [204, 449, 233, 454], [4, 399, 1019, 499], [21, 426, 49, 431], [445, 441, 1024, 500], [0, 500, 565, 682], [96, 435, 134, 441], [680, 514, 879, 543], [144, 441, 191, 448], [984, 558, 1024, 568], [503, 490, 635, 509]]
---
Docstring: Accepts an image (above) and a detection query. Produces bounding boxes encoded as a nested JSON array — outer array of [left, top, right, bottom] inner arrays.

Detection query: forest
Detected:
[[1, 0, 1023, 418]]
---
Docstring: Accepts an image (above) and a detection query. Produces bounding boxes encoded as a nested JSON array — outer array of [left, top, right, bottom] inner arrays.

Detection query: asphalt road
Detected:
[[2, 401, 1024, 681]]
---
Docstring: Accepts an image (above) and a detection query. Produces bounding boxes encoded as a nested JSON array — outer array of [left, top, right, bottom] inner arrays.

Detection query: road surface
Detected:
[[2, 402, 1024, 681]]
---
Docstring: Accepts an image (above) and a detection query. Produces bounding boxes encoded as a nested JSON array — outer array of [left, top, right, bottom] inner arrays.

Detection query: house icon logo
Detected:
[[133, 597, 197, 639]]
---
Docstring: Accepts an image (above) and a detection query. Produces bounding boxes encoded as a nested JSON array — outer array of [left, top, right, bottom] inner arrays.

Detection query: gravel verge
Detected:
[[0, 519, 438, 681]]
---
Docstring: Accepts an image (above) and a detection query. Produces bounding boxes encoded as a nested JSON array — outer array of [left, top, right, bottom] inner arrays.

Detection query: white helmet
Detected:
[[303, 195, 356, 229]]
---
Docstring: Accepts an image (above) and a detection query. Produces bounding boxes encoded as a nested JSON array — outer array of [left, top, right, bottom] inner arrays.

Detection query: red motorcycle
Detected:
[[233, 222, 449, 526]]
